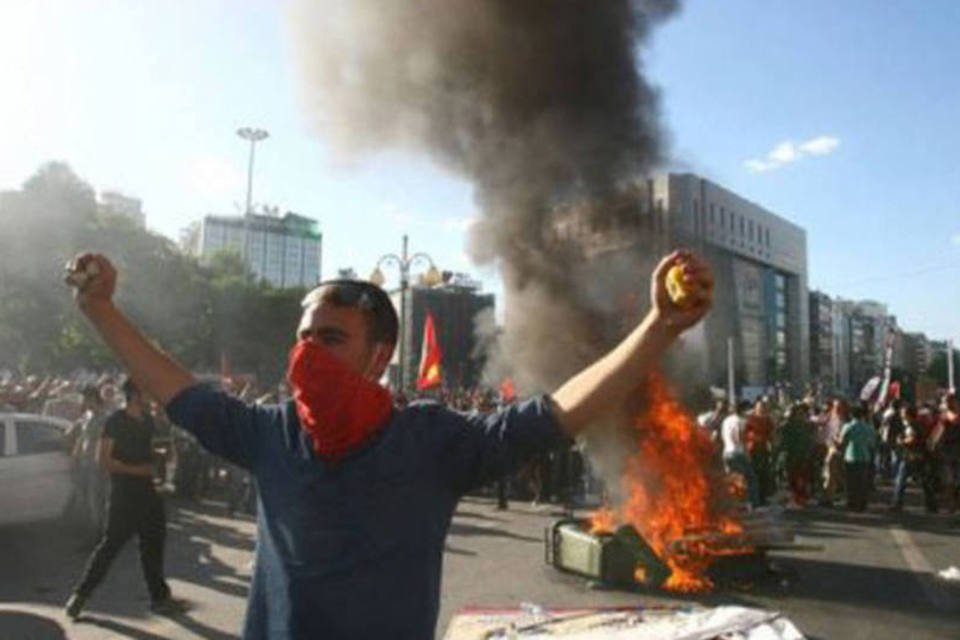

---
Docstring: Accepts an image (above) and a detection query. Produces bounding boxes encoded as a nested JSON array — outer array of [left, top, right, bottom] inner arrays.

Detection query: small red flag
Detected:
[[499, 377, 516, 402], [888, 381, 901, 400], [416, 312, 443, 390]]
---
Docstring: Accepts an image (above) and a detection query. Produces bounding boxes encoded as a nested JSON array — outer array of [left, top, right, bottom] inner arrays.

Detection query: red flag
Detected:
[[499, 377, 516, 402], [417, 312, 443, 390], [888, 381, 901, 400]]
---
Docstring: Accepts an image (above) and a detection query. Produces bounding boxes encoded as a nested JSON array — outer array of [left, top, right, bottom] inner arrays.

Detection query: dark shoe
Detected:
[[150, 596, 188, 616], [65, 593, 86, 620]]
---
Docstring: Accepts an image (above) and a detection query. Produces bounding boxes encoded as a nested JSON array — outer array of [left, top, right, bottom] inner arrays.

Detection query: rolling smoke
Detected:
[[289, 0, 681, 394]]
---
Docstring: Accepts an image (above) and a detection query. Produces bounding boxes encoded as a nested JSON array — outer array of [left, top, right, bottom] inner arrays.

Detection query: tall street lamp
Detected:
[[236, 127, 269, 215], [370, 234, 442, 391]]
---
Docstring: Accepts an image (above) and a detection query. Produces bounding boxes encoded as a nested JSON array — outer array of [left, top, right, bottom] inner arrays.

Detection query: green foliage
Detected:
[[0, 162, 306, 383]]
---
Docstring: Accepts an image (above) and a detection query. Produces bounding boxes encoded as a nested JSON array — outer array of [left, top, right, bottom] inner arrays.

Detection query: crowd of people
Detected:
[[700, 391, 960, 514], [7, 369, 957, 520]]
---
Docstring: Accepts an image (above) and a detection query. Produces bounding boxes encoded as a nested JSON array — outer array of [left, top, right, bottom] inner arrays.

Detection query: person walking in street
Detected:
[[890, 404, 938, 512], [879, 400, 905, 482], [65, 379, 180, 619], [64, 250, 713, 639], [838, 402, 878, 512], [777, 402, 815, 507], [746, 397, 775, 505], [820, 398, 848, 507], [930, 393, 960, 515], [722, 400, 760, 508], [69, 384, 110, 534]]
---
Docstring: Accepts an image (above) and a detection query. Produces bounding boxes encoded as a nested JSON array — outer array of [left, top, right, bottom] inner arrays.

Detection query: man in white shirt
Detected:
[[820, 399, 848, 506], [721, 400, 759, 507]]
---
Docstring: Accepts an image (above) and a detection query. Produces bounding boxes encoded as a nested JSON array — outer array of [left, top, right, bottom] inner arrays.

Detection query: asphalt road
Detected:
[[0, 485, 957, 639]]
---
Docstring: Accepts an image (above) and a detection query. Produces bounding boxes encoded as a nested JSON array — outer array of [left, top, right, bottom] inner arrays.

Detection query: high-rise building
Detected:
[[390, 279, 495, 391], [902, 332, 933, 376], [831, 298, 892, 395], [197, 212, 322, 288], [672, 174, 809, 392], [809, 290, 835, 393], [831, 300, 852, 393], [549, 173, 809, 393]]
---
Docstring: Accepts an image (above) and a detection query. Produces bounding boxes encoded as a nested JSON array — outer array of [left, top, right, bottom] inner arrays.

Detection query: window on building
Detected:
[[765, 228, 771, 246], [709, 205, 715, 225], [720, 207, 726, 227], [739, 215, 744, 237], [748, 220, 754, 242]]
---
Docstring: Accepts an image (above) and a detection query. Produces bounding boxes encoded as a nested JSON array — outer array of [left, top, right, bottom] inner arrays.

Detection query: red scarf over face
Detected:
[[286, 340, 393, 462]]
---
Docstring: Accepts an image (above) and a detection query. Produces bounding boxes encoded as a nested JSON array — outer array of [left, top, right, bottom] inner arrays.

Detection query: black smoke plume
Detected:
[[290, 0, 681, 392]]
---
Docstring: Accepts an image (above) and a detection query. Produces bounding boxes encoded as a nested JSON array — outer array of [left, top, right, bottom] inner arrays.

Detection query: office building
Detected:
[[197, 212, 322, 288]]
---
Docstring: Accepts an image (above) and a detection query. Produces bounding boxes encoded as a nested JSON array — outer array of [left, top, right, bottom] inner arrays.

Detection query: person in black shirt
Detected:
[[65, 379, 180, 619]]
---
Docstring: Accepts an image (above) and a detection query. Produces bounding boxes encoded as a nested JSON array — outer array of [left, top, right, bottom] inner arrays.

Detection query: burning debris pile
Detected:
[[587, 374, 750, 592], [544, 374, 794, 593]]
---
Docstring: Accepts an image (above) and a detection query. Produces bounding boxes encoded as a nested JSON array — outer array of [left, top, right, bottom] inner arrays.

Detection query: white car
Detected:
[[0, 412, 104, 532]]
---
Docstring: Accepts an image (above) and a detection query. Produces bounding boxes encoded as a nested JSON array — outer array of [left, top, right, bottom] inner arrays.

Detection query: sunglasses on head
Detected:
[[315, 279, 390, 309]]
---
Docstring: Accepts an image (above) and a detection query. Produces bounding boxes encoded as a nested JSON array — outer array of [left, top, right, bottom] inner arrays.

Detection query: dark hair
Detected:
[[121, 378, 139, 401], [850, 402, 868, 420], [736, 400, 752, 414], [81, 384, 101, 402], [302, 280, 399, 346]]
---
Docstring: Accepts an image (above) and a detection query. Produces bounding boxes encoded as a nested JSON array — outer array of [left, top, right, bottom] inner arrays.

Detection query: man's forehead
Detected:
[[299, 301, 365, 328]]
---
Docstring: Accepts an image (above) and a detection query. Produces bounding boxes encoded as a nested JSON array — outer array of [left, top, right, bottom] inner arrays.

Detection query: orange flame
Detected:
[[589, 506, 617, 535], [592, 373, 747, 592]]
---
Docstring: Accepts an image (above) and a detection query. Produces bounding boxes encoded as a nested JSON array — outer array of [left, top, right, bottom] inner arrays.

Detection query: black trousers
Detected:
[[74, 480, 170, 602], [845, 462, 872, 512]]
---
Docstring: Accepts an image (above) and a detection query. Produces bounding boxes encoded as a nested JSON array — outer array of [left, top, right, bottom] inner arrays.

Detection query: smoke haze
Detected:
[[290, 0, 681, 398]]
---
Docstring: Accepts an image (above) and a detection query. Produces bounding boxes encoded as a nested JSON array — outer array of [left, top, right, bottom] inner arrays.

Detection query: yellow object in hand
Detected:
[[665, 264, 693, 308]]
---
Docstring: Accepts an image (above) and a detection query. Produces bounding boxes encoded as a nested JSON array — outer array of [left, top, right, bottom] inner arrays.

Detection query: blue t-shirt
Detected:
[[165, 385, 566, 639]]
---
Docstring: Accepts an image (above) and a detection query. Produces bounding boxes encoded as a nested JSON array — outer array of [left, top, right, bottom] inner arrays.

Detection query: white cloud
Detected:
[[744, 135, 841, 173], [799, 136, 840, 156], [769, 141, 798, 164], [743, 159, 776, 173], [951, 233, 960, 246]]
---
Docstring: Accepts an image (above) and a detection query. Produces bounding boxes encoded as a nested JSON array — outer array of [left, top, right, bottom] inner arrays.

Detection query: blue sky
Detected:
[[1, 0, 957, 344]]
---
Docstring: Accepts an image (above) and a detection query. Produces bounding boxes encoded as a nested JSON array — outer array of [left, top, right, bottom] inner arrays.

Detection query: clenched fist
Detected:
[[651, 250, 713, 334], [64, 253, 117, 313]]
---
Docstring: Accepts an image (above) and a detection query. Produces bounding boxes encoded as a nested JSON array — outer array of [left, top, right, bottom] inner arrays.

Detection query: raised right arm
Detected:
[[67, 253, 195, 405]]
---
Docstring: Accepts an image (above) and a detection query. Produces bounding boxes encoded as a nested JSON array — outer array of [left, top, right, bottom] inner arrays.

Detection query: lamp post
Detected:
[[236, 127, 269, 215], [370, 234, 442, 391]]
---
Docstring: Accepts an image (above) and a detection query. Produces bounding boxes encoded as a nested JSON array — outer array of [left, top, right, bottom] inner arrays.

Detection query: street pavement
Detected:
[[0, 485, 957, 639]]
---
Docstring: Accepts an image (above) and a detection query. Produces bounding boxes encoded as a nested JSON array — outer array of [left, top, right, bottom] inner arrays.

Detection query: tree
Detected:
[[0, 161, 310, 385]]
